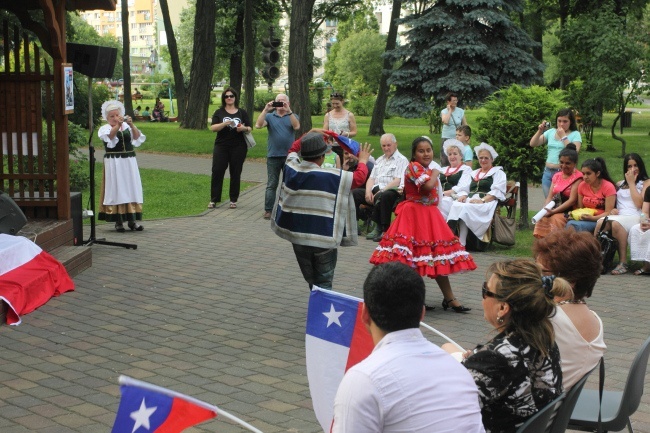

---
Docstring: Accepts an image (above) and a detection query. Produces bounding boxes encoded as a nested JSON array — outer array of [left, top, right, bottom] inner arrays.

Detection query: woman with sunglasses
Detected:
[[444, 260, 567, 432], [209, 87, 252, 209], [323, 92, 357, 161]]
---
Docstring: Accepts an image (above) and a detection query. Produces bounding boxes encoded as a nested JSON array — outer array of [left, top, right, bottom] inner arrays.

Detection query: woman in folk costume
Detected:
[[438, 138, 473, 220], [370, 137, 476, 312], [97, 100, 146, 232], [447, 142, 507, 246]]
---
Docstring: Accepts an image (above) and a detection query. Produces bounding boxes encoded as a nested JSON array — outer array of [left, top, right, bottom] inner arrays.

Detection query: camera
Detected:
[[272, 101, 284, 107], [544, 121, 551, 129]]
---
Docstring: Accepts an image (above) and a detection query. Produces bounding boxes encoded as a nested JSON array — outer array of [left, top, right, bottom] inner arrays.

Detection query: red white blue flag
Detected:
[[305, 288, 374, 432], [111, 376, 217, 433]]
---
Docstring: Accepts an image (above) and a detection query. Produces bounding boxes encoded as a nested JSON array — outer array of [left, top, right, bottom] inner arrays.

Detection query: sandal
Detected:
[[633, 268, 650, 276], [611, 263, 628, 275], [115, 222, 125, 233], [229, 202, 237, 209], [208, 202, 216, 209]]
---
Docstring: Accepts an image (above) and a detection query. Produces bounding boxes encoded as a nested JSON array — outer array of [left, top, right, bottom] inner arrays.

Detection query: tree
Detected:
[[477, 85, 565, 229], [369, 0, 402, 136], [121, 0, 133, 116], [333, 30, 385, 95], [288, 0, 318, 134], [556, 6, 650, 157], [387, 0, 544, 117], [243, 0, 255, 116], [159, 0, 186, 120], [181, 0, 217, 129]]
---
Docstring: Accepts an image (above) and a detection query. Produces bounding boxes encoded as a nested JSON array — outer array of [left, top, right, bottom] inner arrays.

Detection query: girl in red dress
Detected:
[[370, 137, 476, 312]]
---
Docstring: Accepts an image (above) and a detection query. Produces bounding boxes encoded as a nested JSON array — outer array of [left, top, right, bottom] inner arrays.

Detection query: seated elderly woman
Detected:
[[438, 139, 472, 219], [447, 142, 507, 247], [533, 144, 583, 239], [444, 260, 566, 433], [629, 186, 650, 275], [533, 229, 606, 389], [595, 153, 650, 275]]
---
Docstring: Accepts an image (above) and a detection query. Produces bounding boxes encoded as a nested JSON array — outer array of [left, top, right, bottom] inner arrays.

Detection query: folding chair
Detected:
[[516, 392, 566, 433]]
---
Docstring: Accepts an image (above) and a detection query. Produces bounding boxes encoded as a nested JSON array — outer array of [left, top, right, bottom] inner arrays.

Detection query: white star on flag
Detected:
[[130, 398, 157, 432], [322, 303, 344, 327]]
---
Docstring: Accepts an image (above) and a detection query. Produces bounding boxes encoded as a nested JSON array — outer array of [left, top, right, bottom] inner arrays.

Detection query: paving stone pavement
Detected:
[[1, 153, 649, 432]]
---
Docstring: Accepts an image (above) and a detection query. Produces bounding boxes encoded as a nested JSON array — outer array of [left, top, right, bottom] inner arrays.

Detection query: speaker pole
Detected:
[[84, 76, 136, 250]]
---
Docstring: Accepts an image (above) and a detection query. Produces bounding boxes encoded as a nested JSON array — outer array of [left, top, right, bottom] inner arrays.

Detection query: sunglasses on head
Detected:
[[224, 94, 235, 98], [330, 93, 342, 98], [481, 282, 497, 299]]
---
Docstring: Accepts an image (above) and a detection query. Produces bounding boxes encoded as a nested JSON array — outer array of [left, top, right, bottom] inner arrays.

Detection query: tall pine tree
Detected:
[[388, 0, 544, 116]]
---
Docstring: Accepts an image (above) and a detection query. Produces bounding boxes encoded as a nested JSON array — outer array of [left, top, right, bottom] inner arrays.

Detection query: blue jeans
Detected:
[[566, 220, 597, 233], [292, 244, 337, 290], [265, 157, 286, 212], [542, 167, 560, 198]]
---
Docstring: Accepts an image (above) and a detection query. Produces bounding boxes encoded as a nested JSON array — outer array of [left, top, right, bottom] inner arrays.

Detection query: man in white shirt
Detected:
[[352, 133, 408, 241], [331, 262, 485, 433]]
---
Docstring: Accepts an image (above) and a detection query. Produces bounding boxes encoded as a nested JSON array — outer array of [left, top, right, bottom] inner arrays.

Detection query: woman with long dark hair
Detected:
[[597, 153, 650, 274], [208, 87, 251, 209], [565, 157, 616, 233]]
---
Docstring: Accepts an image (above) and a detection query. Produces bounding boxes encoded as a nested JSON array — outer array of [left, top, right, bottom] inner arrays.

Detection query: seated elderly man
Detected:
[[447, 143, 507, 249], [352, 133, 409, 242]]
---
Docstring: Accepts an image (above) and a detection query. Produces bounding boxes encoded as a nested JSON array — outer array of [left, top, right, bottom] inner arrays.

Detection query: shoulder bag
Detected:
[[244, 131, 256, 149], [596, 216, 617, 274]]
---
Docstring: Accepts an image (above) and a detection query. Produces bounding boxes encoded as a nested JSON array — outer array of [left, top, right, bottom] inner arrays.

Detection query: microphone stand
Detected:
[[84, 76, 137, 250]]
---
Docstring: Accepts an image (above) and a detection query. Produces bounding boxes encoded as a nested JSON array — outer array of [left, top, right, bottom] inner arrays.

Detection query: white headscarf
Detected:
[[474, 142, 498, 160], [443, 138, 466, 157], [101, 100, 125, 121]]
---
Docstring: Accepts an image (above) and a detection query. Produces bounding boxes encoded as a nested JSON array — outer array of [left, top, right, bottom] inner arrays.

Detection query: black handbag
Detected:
[[596, 216, 618, 274]]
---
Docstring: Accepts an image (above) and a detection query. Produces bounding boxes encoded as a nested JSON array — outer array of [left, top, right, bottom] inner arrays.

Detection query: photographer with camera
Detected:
[[530, 108, 582, 197], [256, 94, 300, 219]]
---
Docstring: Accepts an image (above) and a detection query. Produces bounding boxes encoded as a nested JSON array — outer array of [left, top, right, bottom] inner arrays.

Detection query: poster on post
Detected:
[[63, 64, 74, 114]]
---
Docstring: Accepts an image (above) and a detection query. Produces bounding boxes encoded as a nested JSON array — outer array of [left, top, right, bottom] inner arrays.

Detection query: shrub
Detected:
[[349, 95, 376, 117]]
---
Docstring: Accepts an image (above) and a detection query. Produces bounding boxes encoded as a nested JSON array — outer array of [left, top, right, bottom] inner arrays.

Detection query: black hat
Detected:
[[300, 132, 328, 159]]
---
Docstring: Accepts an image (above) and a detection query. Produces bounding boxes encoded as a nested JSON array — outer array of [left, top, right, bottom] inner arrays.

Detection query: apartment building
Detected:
[[79, 0, 157, 75]]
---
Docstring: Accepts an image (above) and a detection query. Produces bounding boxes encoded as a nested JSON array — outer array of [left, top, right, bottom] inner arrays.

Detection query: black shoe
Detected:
[[128, 221, 144, 231], [115, 223, 125, 233], [424, 304, 436, 311], [372, 231, 384, 242], [442, 298, 471, 313]]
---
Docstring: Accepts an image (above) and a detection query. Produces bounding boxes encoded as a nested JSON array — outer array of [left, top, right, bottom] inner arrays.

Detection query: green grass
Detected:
[[81, 163, 251, 224]]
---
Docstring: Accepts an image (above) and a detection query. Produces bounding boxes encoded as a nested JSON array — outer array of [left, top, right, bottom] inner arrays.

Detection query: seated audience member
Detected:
[[438, 138, 472, 219], [456, 125, 474, 167], [444, 260, 565, 433], [628, 186, 650, 275], [533, 144, 583, 238], [351, 133, 409, 242], [142, 106, 151, 118], [133, 105, 141, 116], [332, 262, 484, 433], [534, 229, 606, 389], [596, 153, 650, 275], [447, 143, 507, 247], [151, 105, 169, 122], [565, 157, 616, 233]]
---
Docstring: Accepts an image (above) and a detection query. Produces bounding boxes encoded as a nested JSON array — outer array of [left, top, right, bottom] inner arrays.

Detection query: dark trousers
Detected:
[[352, 188, 400, 231], [292, 244, 338, 290], [211, 144, 248, 203], [352, 188, 371, 222]]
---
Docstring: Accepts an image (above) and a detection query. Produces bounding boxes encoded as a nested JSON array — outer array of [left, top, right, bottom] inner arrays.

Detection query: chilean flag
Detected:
[[0, 234, 74, 325], [305, 288, 374, 432], [111, 376, 217, 433]]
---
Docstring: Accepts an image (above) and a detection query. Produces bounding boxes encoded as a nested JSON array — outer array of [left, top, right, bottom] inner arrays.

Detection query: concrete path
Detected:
[[1, 152, 648, 432]]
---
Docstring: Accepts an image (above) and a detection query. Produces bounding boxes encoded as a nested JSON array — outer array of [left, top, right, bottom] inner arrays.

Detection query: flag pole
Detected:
[[419, 322, 464, 352], [118, 376, 265, 433]]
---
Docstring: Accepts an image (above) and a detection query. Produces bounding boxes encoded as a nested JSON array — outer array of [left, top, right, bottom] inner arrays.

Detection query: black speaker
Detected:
[[0, 191, 27, 235], [70, 192, 83, 246], [67, 43, 117, 78]]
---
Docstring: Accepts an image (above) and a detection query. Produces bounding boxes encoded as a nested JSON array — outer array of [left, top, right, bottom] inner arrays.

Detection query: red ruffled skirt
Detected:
[[369, 201, 477, 278]]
